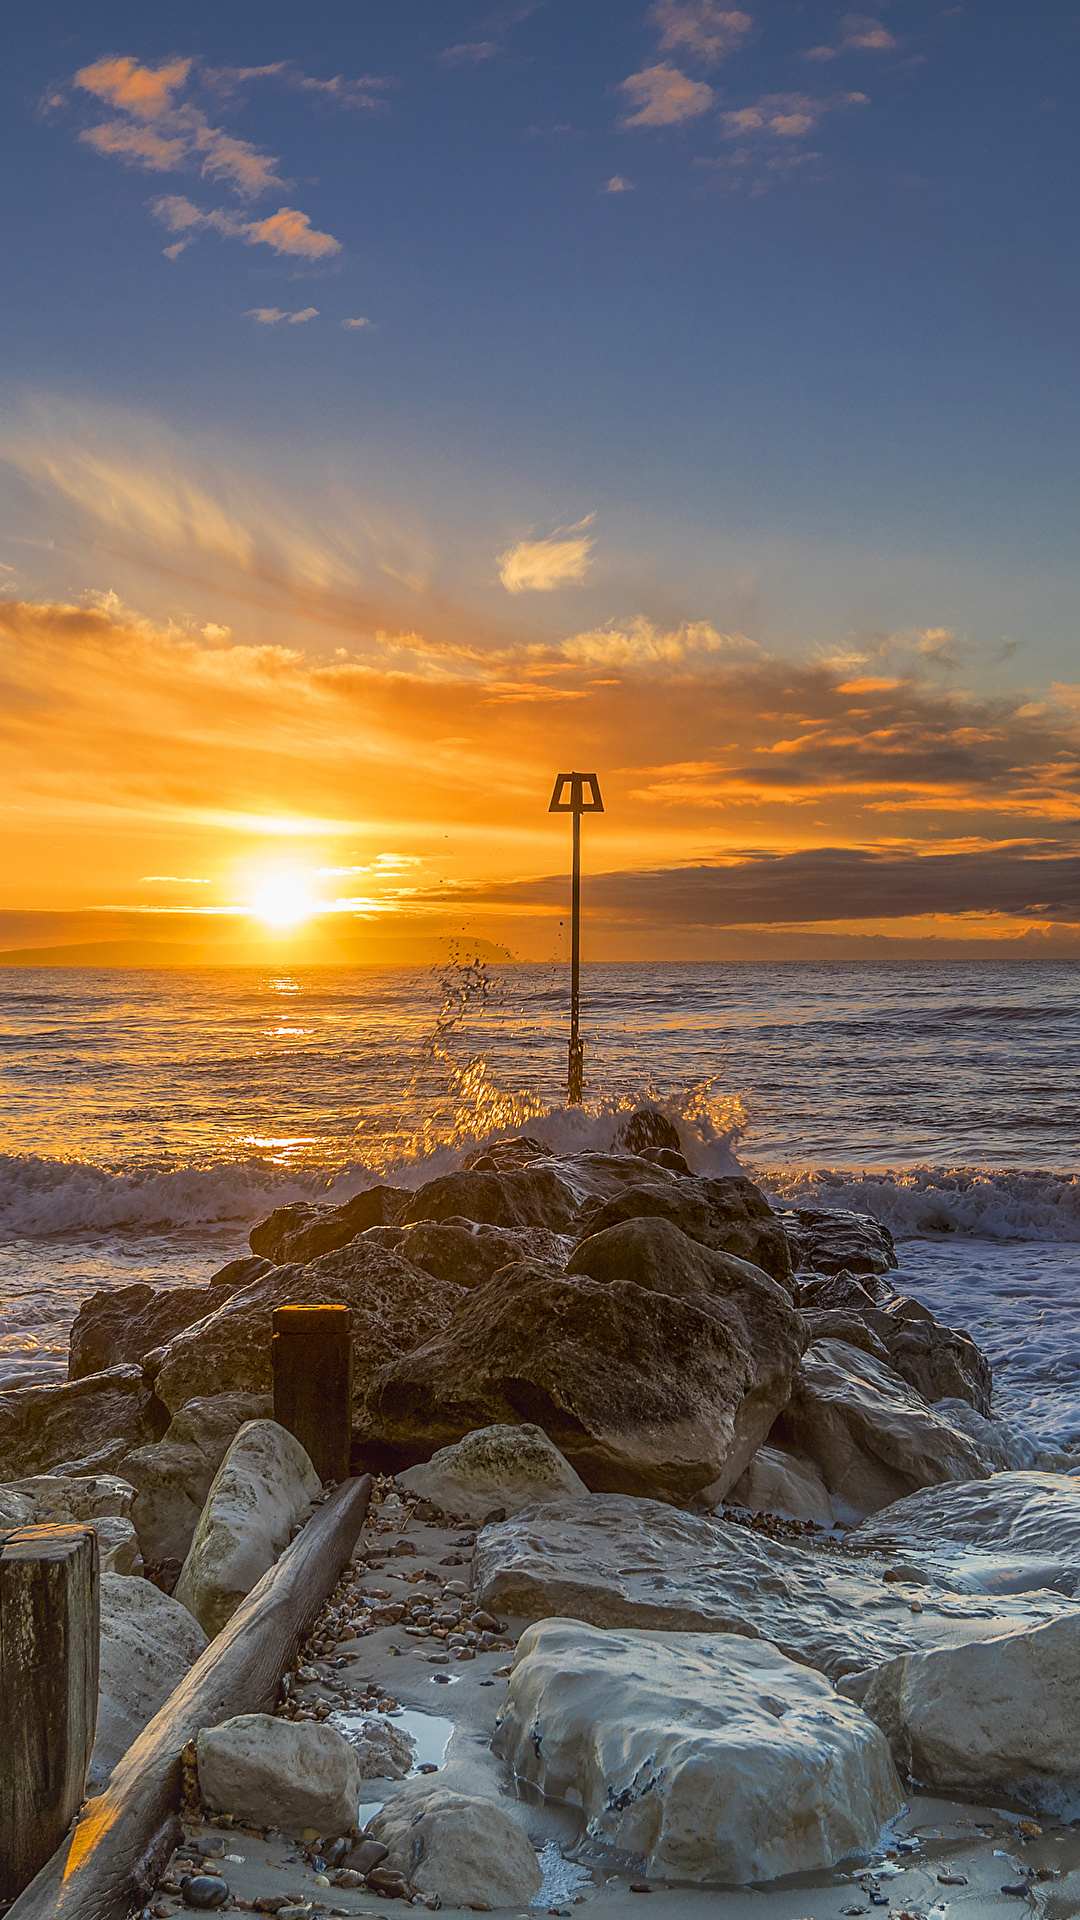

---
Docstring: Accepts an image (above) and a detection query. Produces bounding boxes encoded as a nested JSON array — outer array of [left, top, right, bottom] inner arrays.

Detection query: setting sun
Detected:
[[251, 875, 315, 928]]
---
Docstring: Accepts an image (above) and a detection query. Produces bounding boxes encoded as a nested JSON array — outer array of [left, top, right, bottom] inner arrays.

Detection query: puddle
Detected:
[[395, 1709, 456, 1770]]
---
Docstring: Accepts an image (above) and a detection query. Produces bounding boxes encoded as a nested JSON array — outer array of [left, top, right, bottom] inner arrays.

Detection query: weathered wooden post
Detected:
[[0, 1524, 100, 1900], [548, 771, 604, 1105], [271, 1304, 353, 1483]]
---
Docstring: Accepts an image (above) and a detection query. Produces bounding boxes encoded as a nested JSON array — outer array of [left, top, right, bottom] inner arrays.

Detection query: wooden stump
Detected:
[[272, 1304, 353, 1484], [0, 1525, 100, 1900]]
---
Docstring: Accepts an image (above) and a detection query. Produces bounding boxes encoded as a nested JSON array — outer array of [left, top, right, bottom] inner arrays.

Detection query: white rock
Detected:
[[3, 1473, 135, 1521], [0, 1486, 36, 1527], [197, 1713, 362, 1837], [123, 1392, 274, 1565], [500, 1618, 902, 1884], [334, 1712, 415, 1779], [852, 1471, 1080, 1596], [860, 1612, 1080, 1808], [174, 1419, 320, 1636], [94, 1513, 141, 1574], [772, 1338, 989, 1521], [475, 1492, 1080, 1684], [720, 1445, 834, 1525], [88, 1572, 208, 1791], [366, 1783, 543, 1909], [397, 1422, 588, 1523]]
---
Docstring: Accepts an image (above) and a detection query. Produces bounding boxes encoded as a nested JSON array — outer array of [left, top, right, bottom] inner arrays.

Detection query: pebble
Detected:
[[180, 1874, 230, 1909]]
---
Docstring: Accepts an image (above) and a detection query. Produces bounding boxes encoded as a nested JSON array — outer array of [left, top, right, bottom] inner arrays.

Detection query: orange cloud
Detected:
[[618, 64, 715, 128]]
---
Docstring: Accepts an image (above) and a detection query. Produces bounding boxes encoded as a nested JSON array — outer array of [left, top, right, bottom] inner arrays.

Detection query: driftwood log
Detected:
[[8, 1473, 372, 1920], [0, 1525, 100, 1900]]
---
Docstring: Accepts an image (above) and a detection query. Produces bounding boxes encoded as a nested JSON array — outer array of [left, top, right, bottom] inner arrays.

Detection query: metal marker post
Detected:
[[548, 772, 604, 1104]]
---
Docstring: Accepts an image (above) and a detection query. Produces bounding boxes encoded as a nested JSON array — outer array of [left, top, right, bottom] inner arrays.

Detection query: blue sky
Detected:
[[2, 3, 1080, 957]]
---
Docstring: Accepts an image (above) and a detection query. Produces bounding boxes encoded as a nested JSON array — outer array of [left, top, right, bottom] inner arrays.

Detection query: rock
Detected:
[[769, 1338, 989, 1521], [578, 1176, 793, 1290], [122, 1393, 274, 1565], [851, 1472, 1080, 1596], [2, 1471, 135, 1521], [397, 1422, 589, 1522], [473, 1492, 1074, 1684], [797, 1274, 993, 1414], [149, 1243, 466, 1422], [722, 1445, 834, 1526], [67, 1261, 270, 1381], [401, 1165, 581, 1234], [500, 1618, 902, 1884], [798, 1310, 892, 1364], [859, 1612, 1080, 1807], [0, 1486, 36, 1527], [365, 1783, 543, 1910], [47, 1438, 135, 1477], [462, 1135, 548, 1172], [179, 1876, 229, 1910], [174, 1420, 321, 1636], [88, 1572, 208, 1791], [0, 1364, 162, 1481], [366, 1254, 802, 1504], [197, 1714, 362, 1837], [615, 1106, 684, 1156], [249, 1188, 410, 1265], [780, 1207, 899, 1276], [93, 1514, 141, 1573], [343, 1715, 415, 1779], [399, 1219, 573, 1291]]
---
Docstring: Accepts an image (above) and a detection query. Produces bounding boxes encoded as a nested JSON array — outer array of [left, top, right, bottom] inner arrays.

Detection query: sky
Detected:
[[2, 0, 1080, 963]]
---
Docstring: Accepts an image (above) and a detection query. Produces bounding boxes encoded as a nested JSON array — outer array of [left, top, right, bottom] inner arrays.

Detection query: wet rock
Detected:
[[860, 1612, 1080, 1806], [197, 1714, 362, 1837], [180, 1874, 229, 1909], [722, 1444, 834, 1526], [398, 1218, 573, 1291], [796, 1275, 993, 1414], [366, 1783, 543, 1911], [474, 1492, 1071, 1684], [500, 1618, 902, 1883], [397, 1422, 589, 1522], [122, 1392, 274, 1565], [402, 1164, 582, 1234], [578, 1176, 793, 1289], [780, 1207, 899, 1276], [769, 1339, 989, 1522], [88, 1572, 208, 1791], [149, 1243, 465, 1421], [367, 1253, 802, 1505], [798, 1310, 892, 1364], [0, 1364, 162, 1481], [347, 1715, 415, 1779], [249, 1187, 410, 1265], [851, 1472, 1080, 1596], [615, 1107, 684, 1157], [346, 1839, 390, 1875], [174, 1419, 321, 1636], [67, 1260, 270, 1381], [463, 1136, 548, 1172]]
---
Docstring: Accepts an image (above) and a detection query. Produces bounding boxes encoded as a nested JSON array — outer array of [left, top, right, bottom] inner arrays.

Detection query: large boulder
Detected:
[[174, 1419, 321, 1636], [365, 1784, 543, 1910], [399, 1219, 573, 1290], [722, 1445, 834, 1526], [578, 1175, 793, 1289], [121, 1392, 273, 1565], [397, 1422, 589, 1522], [89, 1573, 208, 1791], [781, 1207, 899, 1276], [472, 1493, 1075, 1685], [1, 1472, 141, 1573], [67, 1260, 270, 1381], [797, 1274, 992, 1413], [401, 1164, 581, 1233], [859, 1613, 1080, 1808], [0, 1365, 163, 1481], [851, 1472, 1080, 1596], [769, 1339, 989, 1521], [147, 1243, 466, 1422], [249, 1187, 410, 1264], [197, 1714, 362, 1836], [366, 1253, 803, 1504], [500, 1618, 902, 1884]]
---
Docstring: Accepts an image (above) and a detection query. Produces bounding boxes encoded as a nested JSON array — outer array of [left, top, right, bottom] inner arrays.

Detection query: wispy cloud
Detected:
[[205, 61, 392, 111], [76, 56, 284, 198], [603, 174, 634, 193], [498, 524, 595, 592], [245, 306, 319, 324], [618, 63, 714, 128], [559, 617, 750, 666], [153, 195, 340, 259], [649, 1, 753, 68], [341, 316, 373, 329], [803, 14, 898, 61], [439, 42, 502, 66]]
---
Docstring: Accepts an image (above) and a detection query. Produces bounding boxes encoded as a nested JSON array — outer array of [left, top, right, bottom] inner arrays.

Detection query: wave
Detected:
[[0, 1085, 746, 1237], [759, 1164, 1080, 1243]]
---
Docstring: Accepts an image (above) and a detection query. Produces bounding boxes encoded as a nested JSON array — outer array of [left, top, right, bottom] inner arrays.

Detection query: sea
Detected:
[[2, 959, 1078, 1460]]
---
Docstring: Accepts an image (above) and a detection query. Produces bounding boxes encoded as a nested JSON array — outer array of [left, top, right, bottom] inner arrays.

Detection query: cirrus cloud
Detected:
[[498, 526, 595, 592]]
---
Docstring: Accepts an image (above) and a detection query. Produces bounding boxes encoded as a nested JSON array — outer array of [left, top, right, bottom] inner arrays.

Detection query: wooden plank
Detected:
[[0, 1525, 100, 1901], [272, 1303, 353, 1483], [7, 1473, 371, 1920]]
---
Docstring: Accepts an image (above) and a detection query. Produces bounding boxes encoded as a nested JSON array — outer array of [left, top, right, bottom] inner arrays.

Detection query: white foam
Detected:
[[760, 1165, 1080, 1243]]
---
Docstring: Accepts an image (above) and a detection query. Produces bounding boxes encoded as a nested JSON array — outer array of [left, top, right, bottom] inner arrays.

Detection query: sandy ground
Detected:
[[149, 1492, 1080, 1920]]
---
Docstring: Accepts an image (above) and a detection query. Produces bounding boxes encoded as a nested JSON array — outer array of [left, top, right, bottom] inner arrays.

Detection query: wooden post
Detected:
[[7, 1476, 371, 1920], [271, 1304, 353, 1483], [0, 1525, 100, 1901]]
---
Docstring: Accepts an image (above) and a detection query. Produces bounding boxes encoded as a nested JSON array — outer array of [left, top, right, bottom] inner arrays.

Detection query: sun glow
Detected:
[[251, 874, 315, 927]]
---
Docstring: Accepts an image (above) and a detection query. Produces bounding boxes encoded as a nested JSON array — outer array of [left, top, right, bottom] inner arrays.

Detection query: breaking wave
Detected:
[[759, 1164, 1080, 1243]]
